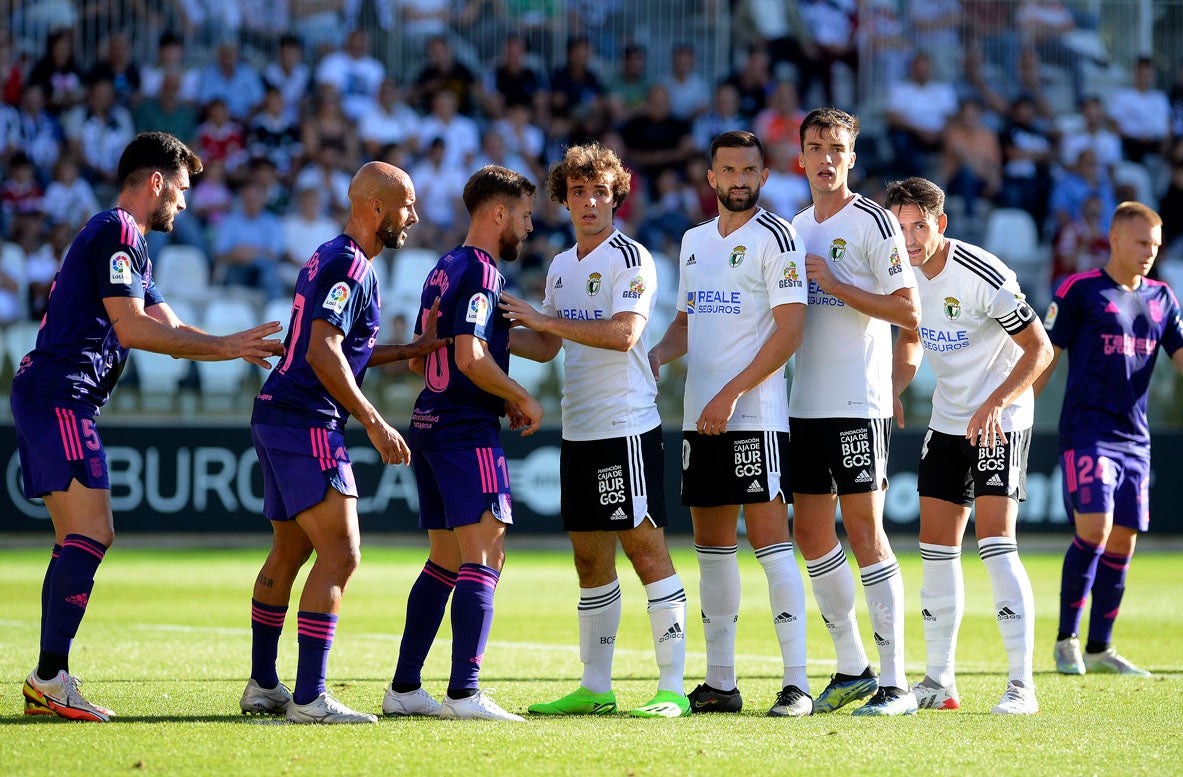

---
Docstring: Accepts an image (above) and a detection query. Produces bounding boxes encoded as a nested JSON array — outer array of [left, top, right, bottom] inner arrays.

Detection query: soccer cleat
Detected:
[[1054, 636, 1085, 675], [285, 692, 377, 724], [767, 685, 812, 717], [812, 666, 878, 714], [911, 676, 960, 710], [851, 686, 918, 717], [687, 683, 743, 713], [1083, 647, 1152, 677], [23, 669, 113, 722], [439, 690, 525, 721], [527, 686, 617, 715], [382, 686, 441, 716], [991, 681, 1039, 714], [628, 690, 691, 718], [240, 678, 292, 715]]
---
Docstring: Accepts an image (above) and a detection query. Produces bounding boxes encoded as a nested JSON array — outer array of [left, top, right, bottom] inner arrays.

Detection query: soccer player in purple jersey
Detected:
[[242, 162, 449, 724], [1035, 202, 1183, 677], [385, 165, 542, 722], [15, 132, 285, 723]]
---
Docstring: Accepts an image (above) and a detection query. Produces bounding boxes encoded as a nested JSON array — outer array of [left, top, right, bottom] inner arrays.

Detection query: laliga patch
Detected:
[[323, 282, 350, 314], [466, 293, 490, 325], [1044, 301, 1058, 330], [109, 251, 133, 285]]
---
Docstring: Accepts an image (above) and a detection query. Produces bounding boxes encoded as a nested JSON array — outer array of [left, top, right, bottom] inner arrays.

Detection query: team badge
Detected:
[[628, 275, 645, 295], [780, 260, 803, 288], [1150, 299, 1163, 323], [323, 282, 350, 314], [1044, 301, 1059, 330], [586, 272, 601, 296], [888, 247, 903, 275], [828, 238, 847, 262], [466, 293, 490, 325], [729, 245, 747, 268], [109, 252, 133, 285], [943, 296, 961, 321]]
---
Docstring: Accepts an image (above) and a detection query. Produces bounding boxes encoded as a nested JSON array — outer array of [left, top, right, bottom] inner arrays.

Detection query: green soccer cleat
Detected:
[[629, 690, 691, 718], [812, 666, 878, 714], [528, 687, 617, 715]]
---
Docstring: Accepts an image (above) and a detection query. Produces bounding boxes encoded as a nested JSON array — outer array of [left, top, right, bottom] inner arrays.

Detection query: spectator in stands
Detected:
[[481, 33, 548, 119], [0, 30, 24, 106], [133, 69, 199, 141], [359, 78, 421, 161], [262, 34, 312, 124], [418, 89, 480, 170], [1050, 147, 1115, 233], [315, 29, 386, 123], [14, 85, 63, 178], [86, 32, 141, 109], [1107, 56, 1171, 164], [958, 38, 1011, 124], [0, 241, 23, 324], [413, 36, 478, 117], [249, 85, 303, 177], [621, 84, 696, 202], [796, 0, 859, 106], [407, 136, 466, 249], [1160, 148, 1183, 261], [940, 97, 1001, 219], [861, 0, 909, 99], [139, 30, 199, 103], [753, 80, 805, 173], [905, 0, 962, 73], [999, 95, 1054, 233], [213, 179, 284, 302], [194, 97, 248, 175], [293, 144, 352, 221], [691, 84, 748, 153], [491, 103, 546, 173], [1060, 95, 1122, 173], [760, 140, 811, 217], [1015, 0, 1094, 104], [1051, 194, 1109, 287], [470, 128, 530, 178], [1011, 46, 1059, 122], [300, 85, 360, 174], [279, 182, 338, 290], [26, 219, 71, 320], [397, 0, 453, 58], [41, 155, 100, 230], [639, 166, 699, 257], [69, 76, 136, 201], [608, 44, 650, 124], [26, 30, 85, 116], [685, 155, 718, 222], [189, 156, 234, 229], [886, 52, 958, 178], [550, 35, 607, 129], [0, 152, 43, 237], [662, 43, 710, 122], [723, 44, 772, 121], [195, 41, 264, 121]]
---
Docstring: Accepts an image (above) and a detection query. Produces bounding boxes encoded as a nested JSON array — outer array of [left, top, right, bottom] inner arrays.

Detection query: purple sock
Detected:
[[1058, 534, 1102, 640], [448, 563, 499, 694], [294, 611, 337, 705], [38, 534, 107, 680], [1086, 551, 1131, 650], [250, 599, 288, 688], [393, 560, 456, 689], [39, 544, 62, 647]]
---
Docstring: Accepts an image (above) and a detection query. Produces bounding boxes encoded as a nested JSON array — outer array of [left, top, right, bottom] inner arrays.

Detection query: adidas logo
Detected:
[[854, 470, 872, 483], [746, 480, 763, 493], [610, 507, 628, 521], [659, 623, 684, 642], [821, 614, 834, 629], [921, 608, 936, 622], [773, 611, 797, 624], [986, 474, 1004, 487], [997, 607, 1021, 621], [874, 632, 888, 646], [686, 254, 696, 265], [555, 277, 564, 288], [65, 593, 89, 609]]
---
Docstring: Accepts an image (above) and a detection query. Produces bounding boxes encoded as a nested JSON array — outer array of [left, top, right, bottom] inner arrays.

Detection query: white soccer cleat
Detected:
[[911, 676, 960, 710], [23, 669, 113, 722], [1083, 647, 1151, 677], [991, 680, 1039, 715], [439, 690, 525, 721], [1054, 636, 1085, 675], [382, 686, 441, 716], [285, 692, 377, 724], [240, 678, 292, 715]]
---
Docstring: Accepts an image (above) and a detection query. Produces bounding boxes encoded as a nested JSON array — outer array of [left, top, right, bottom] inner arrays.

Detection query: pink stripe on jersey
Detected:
[[1064, 450, 1077, 493], [1144, 278, 1181, 306], [118, 209, 138, 246], [251, 606, 286, 627], [348, 248, 369, 282], [55, 408, 82, 461], [62, 537, 106, 561], [1055, 269, 1102, 298]]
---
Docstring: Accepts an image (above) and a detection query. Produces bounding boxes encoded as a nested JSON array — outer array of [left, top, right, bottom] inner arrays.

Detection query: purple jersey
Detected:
[[252, 234, 381, 430], [408, 245, 509, 450], [12, 208, 164, 414], [1045, 268, 1183, 451]]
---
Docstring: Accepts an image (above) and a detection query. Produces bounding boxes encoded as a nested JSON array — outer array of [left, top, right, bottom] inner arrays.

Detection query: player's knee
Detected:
[[1075, 524, 1109, 546]]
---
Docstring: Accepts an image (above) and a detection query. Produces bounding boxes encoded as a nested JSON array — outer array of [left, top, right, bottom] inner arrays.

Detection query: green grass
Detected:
[[1, 541, 1181, 776]]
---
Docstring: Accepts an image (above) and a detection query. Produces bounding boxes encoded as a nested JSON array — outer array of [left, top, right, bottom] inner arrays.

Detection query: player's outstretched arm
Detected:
[[501, 291, 641, 354], [967, 316, 1053, 449], [647, 310, 688, 381], [306, 318, 409, 464], [804, 252, 921, 328], [454, 333, 543, 435], [369, 298, 452, 366], [107, 296, 284, 367], [892, 325, 922, 430]]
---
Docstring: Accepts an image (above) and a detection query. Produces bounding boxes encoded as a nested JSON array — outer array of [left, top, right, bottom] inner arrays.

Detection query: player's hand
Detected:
[[223, 321, 285, 368], [966, 401, 1006, 451], [506, 400, 526, 430], [511, 393, 544, 436], [366, 418, 411, 465], [499, 291, 545, 331], [696, 389, 739, 436], [411, 297, 451, 357], [804, 252, 839, 296], [893, 394, 906, 430]]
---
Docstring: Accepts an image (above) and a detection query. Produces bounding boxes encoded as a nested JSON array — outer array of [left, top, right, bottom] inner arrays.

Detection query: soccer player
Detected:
[[649, 130, 813, 717], [243, 161, 448, 724], [1034, 202, 1183, 677], [887, 177, 1051, 715], [16, 132, 284, 722], [385, 165, 542, 722], [788, 108, 921, 716], [500, 142, 690, 719]]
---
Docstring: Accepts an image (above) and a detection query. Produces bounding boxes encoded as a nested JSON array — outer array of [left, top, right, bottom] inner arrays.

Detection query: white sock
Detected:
[[695, 544, 740, 690], [645, 574, 688, 695], [861, 554, 907, 690], [805, 543, 868, 676], [578, 580, 621, 694], [979, 536, 1035, 687], [755, 541, 809, 693], [919, 542, 963, 687]]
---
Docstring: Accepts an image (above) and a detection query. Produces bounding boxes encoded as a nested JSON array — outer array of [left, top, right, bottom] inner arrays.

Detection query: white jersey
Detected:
[[543, 231, 662, 440], [677, 208, 808, 432], [915, 239, 1037, 435], [789, 194, 916, 419]]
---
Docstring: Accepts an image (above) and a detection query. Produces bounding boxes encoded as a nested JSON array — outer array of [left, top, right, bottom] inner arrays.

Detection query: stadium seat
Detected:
[[1113, 161, 1155, 205], [386, 247, 437, 311], [0, 242, 29, 321], [3, 320, 39, 375], [155, 245, 211, 311], [263, 298, 295, 342]]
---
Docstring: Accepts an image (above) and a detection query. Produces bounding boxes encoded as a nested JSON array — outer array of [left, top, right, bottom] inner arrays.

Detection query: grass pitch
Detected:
[[1, 540, 1180, 776]]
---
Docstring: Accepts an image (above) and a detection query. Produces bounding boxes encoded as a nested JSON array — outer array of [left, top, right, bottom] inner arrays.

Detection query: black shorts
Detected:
[[560, 426, 667, 531], [917, 428, 1030, 506], [788, 417, 891, 495], [680, 430, 789, 508]]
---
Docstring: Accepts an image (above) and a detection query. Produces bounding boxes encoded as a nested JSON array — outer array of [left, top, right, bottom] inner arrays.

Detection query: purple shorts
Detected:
[[1061, 445, 1150, 532], [251, 423, 357, 522], [412, 447, 513, 530], [11, 391, 108, 498]]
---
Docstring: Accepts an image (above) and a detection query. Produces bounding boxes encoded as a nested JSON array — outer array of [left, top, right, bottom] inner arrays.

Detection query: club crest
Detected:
[[943, 296, 961, 321], [829, 238, 847, 262], [729, 245, 747, 268], [586, 272, 601, 296]]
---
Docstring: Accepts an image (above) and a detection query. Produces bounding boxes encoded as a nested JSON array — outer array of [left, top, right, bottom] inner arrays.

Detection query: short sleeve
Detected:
[[453, 257, 499, 342], [1160, 286, 1183, 356], [985, 277, 1036, 336], [310, 256, 371, 333], [763, 246, 808, 309], [541, 266, 557, 317], [609, 250, 657, 319], [1044, 278, 1081, 349], [95, 220, 148, 301], [868, 218, 916, 295], [676, 242, 689, 313]]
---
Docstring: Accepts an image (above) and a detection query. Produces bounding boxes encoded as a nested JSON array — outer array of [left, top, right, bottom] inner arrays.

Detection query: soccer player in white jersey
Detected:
[[501, 143, 691, 718], [649, 130, 813, 717], [887, 177, 1052, 715], [788, 108, 921, 716]]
